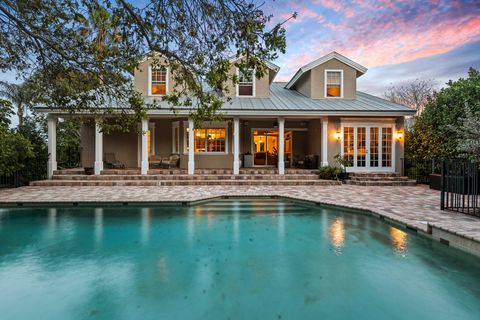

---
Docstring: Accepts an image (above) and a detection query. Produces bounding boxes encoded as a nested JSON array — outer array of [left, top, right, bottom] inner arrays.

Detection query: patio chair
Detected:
[[160, 154, 180, 168], [149, 155, 162, 168], [104, 153, 125, 169]]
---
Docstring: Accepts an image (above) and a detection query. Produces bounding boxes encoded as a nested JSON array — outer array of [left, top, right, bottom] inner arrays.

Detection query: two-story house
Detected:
[[42, 51, 415, 182]]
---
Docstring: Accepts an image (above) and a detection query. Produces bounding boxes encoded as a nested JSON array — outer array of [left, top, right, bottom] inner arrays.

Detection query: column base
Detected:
[[94, 161, 104, 175], [141, 161, 149, 175], [321, 162, 329, 167], [47, 161, 57, 179], [233, 160, 240, 175], [278, 162, 285, 175], [188, 161, 195, 175]]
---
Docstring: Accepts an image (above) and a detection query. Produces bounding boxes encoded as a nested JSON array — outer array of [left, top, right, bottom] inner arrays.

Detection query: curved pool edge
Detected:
[[1, 195, 480, 258]]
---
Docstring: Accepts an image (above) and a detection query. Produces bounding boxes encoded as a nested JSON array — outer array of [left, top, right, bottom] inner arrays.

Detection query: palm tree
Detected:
[[0, 81, 31, 126]]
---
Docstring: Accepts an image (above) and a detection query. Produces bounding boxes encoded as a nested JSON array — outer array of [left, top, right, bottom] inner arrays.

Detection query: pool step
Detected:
[[31, 179, 340, 186]]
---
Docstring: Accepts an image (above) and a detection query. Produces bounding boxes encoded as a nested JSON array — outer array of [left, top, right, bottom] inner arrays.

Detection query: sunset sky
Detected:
[[264, 0, 480, 94]]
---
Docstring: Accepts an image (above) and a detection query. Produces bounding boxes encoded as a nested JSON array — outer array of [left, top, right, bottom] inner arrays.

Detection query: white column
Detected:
[[94, 119, 104, 175], [188, 119, 195, 175], [141, 118, 149, 175], [278, 117, 285, 175], [47, 116, 57, 179], [233, 117, 240, 175], [321, 117, 329, 167]]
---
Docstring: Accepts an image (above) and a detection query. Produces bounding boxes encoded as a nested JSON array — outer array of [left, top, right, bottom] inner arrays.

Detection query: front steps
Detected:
[[346, 172, 416, 186], [33, 168, 339, 187]]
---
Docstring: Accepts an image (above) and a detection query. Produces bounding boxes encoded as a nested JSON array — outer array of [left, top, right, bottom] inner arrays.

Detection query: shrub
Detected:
[[318, 166, 342, 180]]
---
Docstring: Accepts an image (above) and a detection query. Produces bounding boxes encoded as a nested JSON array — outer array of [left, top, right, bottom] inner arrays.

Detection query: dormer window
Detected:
[[325, 70, 343, 98], [237, 69, 255, 97], [150, 67, 167, 96]]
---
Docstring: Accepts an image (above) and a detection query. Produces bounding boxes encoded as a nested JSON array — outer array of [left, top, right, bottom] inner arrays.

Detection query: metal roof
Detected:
[[143, 82, 415, 115]]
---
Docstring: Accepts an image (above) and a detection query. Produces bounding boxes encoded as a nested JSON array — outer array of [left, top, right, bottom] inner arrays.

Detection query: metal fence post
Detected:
[[440, 160, 446, 210]]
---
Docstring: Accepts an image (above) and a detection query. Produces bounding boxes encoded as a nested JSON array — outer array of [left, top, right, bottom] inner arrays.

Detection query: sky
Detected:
[[263, 0, 480, 94], [1, 0, 479, 98]]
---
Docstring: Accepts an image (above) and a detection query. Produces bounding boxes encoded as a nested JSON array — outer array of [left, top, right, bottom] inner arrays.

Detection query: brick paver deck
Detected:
[[1, 185, 479, 246]]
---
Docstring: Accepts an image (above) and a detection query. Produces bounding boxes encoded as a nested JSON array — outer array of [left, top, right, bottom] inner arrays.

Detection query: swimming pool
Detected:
[[0, 199, 479, 319]]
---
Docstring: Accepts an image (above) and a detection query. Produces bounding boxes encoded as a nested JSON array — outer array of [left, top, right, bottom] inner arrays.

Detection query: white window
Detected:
[[183, 122, 229, 154], [148, 66, 167, 96], [325, 70, 343, 98], [237, 68, 255, 97]]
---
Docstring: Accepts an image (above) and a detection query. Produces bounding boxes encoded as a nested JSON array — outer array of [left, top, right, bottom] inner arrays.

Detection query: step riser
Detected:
[[55, 169, 318, 175], [32, 180, 340, 187], [346, 181, 416, 186], [52, 175, 320, 181]]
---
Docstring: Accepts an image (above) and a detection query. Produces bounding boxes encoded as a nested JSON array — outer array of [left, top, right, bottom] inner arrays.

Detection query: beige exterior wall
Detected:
[[224, 61, 271, 98], [311, 59, 357, 99], [134, 56, 185, 97], [395, 117, 405, 173], [293, 71, 312, 98], [79, 116, 406, 172]]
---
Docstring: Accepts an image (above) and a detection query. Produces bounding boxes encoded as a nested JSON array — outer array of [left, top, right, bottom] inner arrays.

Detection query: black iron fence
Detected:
[[441, 160, 479, 217], [0, 160, 47, 188], [401, 158, 441, 184]]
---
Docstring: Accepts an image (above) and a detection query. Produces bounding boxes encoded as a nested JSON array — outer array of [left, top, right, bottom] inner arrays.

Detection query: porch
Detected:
[[45, 115, 405, 179]]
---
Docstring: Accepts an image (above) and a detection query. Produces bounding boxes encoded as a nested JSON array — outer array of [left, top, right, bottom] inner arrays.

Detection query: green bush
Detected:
[[318, 166, 342, 180]]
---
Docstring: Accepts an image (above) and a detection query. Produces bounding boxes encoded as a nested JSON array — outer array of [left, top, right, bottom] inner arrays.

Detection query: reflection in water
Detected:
[[94, 208, 103, 244], [187, 207, 195, 245], [48, 208, 57, 235], [233, 201, 240, 243], [157, 256, 169, 282], [390, 227, 408, 256], [329, 218, 345, 254], [141, 208, 152, 245], [277, 203, 285, 241]]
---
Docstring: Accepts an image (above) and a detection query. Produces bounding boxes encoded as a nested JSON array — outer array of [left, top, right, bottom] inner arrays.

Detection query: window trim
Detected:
[[183, 121, 229, 155], [148, 65, 169, 96], [236, 68, 256, 97], [324, 69, 344, 99]]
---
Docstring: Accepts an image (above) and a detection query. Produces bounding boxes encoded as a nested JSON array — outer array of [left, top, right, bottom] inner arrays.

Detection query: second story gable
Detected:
[[285, 52, 367, 100]]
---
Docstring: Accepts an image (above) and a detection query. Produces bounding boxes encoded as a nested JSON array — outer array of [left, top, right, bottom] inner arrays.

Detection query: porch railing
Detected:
[[441, 160, 479, 217]]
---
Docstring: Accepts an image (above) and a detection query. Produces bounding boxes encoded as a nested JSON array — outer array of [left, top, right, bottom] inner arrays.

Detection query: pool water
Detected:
[[1, 199, 479, 320]]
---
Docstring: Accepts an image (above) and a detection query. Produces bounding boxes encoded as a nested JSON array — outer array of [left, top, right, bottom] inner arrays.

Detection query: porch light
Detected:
[[334, 131, 342, 142], [396, 131, 404, 141]]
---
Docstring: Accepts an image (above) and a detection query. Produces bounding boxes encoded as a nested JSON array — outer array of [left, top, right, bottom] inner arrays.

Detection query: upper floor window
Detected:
[[150, 67, 167, 95], [237, 69, 254, 97], [326, 70, 342, 98]]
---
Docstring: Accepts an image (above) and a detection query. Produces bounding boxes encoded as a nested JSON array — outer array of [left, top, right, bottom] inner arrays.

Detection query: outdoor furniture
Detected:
[[160, 154, 180, 168], [293, 155, 304, 168], [104, 153, 125, 169], [149, 155, 162, 168]]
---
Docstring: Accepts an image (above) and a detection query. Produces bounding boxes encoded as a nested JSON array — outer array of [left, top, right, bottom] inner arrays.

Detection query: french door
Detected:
[[342, 125, 394, 172]]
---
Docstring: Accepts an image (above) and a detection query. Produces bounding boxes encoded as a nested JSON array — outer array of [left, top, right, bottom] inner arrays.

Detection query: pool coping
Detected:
[[1, 194, 479, 257]]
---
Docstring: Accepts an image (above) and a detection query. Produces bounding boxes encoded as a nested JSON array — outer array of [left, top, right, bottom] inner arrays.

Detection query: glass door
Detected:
[[343, 125, 394, 172], [253, 130, 278, 166]]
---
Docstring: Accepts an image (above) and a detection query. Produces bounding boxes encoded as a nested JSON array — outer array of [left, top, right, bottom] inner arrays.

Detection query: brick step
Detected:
[[101, 169, 318, 175], [52, 174, 320, 181], [345, 180, 417, 186], [53, 168, 86, 175], [31, 179, 340, 187], [349, 176, 410, 182], [349, 172, 401, 178]]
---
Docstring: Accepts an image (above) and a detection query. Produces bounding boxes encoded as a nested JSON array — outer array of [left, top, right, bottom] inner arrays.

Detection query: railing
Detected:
[[401, 158, 440, 184], [0, 161, 47, 188], [441, 160, 479, 217]]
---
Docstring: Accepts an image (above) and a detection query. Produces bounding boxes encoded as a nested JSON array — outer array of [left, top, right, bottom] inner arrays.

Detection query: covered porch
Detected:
[[46, 116, 332, 178]]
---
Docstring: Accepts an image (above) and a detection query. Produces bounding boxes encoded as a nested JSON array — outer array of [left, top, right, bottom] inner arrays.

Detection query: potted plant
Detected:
[[333, 153, 352, 180]]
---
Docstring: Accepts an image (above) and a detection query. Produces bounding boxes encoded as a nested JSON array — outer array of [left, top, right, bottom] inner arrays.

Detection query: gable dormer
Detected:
[[134, 53, 181, 97], [223, 57, 280, 98], [285, 52, 367, 99]]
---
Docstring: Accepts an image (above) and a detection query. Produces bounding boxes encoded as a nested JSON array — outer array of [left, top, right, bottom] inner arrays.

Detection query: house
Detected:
[[41, 51, 415, 180]]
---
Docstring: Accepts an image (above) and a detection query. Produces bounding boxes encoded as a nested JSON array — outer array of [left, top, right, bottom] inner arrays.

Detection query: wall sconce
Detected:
[[396, 131, 404, 141], [334, 131, 342, 142]]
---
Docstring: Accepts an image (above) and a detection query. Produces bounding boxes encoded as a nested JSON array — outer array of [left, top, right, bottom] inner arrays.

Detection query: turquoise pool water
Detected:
[[0, 199, 479, 319]]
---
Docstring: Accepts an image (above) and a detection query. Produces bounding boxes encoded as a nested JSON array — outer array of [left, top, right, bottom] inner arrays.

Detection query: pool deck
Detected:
[[1, 184, 480, 255]]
